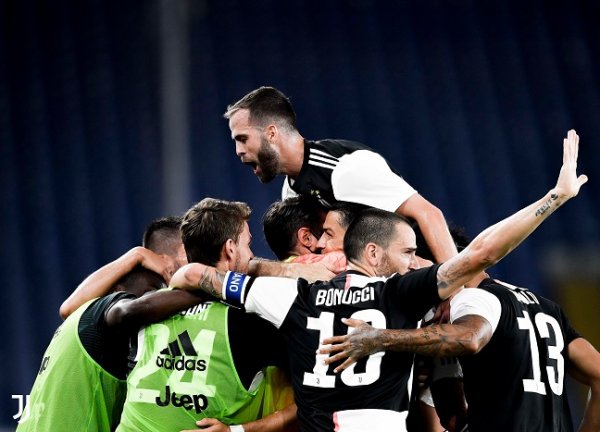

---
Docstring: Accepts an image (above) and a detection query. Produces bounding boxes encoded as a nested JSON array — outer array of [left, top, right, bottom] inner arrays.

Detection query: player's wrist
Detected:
[[229, 425, 245, 432]]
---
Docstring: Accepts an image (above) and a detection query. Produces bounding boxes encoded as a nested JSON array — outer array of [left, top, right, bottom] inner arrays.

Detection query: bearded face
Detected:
[[254, 135, 280, 183]]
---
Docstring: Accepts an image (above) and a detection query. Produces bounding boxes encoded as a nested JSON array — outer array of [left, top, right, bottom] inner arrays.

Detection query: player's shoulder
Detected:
[[310, 138, 374, 157], [85, 291, 136, 316]]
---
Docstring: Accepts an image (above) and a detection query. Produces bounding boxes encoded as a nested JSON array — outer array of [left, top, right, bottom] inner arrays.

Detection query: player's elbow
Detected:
[[106, 300, 144, 329], [170, 263, 202, 290], [461, 337, 486, 355], [58, 302, 72, 320]]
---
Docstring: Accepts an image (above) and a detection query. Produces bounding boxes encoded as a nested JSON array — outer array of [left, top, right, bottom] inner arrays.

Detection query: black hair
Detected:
[[344, 208, 411, 261], [262, 196, 325, 260], [224, 86, 297, 132]]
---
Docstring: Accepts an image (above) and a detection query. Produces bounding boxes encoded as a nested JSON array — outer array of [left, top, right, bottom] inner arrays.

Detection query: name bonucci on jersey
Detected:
[[315, 286, 375, 306]]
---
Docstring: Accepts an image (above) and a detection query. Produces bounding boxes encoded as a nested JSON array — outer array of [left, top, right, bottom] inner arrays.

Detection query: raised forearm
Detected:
[[169, 263, 227, 298], [437, 131, 586, 299], [415, 207, 458, 264], [60, 247, 144, 319]]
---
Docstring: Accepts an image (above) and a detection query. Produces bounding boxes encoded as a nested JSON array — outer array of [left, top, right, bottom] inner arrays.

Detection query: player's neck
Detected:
[[278, 134, 305, 178], [346, 260, 376, 277]]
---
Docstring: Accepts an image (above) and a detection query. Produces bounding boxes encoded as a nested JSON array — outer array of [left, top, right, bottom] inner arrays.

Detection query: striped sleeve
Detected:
[[223, 271, 299, 328]]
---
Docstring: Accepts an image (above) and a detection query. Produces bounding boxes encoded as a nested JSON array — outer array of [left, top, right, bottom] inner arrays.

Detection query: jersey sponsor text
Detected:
[[155, 385, 208, 414]]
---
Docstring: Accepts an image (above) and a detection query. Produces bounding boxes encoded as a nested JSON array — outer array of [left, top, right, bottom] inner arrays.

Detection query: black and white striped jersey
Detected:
[[222, 266, 442, 432], [450, 279, 581, 432], [282, 139, 416, 211]]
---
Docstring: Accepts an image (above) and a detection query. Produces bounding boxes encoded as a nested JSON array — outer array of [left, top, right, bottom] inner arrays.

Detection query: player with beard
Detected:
[[318, 131, 599, 432], [169, 130, 586, 432], [224, 86, 458, 265]]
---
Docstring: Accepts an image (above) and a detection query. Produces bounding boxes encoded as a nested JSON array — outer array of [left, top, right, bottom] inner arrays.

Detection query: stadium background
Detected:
[[2, 0, 599, 428]]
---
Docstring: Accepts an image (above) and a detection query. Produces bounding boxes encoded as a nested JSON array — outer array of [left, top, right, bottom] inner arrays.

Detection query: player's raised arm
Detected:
[[319, 129, 588, 370], [436, 129, 587, 299]]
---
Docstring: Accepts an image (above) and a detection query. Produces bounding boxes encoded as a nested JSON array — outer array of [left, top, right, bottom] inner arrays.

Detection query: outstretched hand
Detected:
[[554, 129, 588, 200], [317, 318, 383, 373]]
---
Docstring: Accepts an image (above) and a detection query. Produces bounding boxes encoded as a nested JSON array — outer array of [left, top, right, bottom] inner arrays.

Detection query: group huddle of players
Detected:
[[17, 87, 599, 432]]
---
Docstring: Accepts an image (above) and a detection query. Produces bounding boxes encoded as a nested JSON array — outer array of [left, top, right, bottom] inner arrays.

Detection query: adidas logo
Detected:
[[156, 331, 206, 372]]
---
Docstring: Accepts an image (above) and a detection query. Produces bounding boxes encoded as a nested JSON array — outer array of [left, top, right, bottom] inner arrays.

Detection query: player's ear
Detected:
[[297, 227, 315, 248], [265, 123, 278, 142], [365, 243, 379, 266], [222, 238, 236, 264]]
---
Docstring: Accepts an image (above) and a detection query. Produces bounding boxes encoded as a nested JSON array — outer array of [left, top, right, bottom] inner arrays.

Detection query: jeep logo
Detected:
[[155, 385, 208, 414]]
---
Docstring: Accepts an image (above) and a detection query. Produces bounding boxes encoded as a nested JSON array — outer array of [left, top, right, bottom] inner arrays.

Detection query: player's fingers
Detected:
[[577, 174, 588, 187], [317, 343, 345, 355], [196, 418, 218, 426], [341, 317, 366, 328], [321, 335, 347, 345], [322, 350, 351, 364], [333, 357, 357, 373]]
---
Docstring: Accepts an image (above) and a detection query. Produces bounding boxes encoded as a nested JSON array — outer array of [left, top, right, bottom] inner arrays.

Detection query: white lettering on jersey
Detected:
[[315, 286, 375, 306]]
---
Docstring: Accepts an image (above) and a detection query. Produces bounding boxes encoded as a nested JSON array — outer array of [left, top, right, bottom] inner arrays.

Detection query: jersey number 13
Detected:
[[517, 310, 564, 396]]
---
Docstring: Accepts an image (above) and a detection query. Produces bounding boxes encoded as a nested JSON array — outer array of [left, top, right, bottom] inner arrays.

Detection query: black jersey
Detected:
[[282, 139, 416, 211], [79, 291, 136, 379], [450, 279, 580, 432], [223, 266, 442, 432]]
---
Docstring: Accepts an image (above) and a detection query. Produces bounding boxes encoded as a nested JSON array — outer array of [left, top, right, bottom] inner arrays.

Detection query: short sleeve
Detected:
[[85, 291, 137, 327], [450, 288, 502, 333], [331, 150, 416, 211], [385, 265, 442, 320], [222, 272, 299, 328], [555, 303, 581, 345]]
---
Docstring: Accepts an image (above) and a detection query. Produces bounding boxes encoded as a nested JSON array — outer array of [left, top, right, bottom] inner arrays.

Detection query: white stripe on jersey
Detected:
[[309, 154, 339, 166], [310, 148, 339, 162], [308, 159, 337, 170], [333, 408, 408, 432]]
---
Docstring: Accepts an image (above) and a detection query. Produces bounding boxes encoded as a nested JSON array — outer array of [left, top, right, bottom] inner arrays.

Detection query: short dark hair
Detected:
[[224, 86, 297, 132], [181, 198, 251, 266], [344, 208, 411, 261], [262, 196, 325, 260], [329, 202, 369, 230], [411, 220, 471, 262], [114, 265, 167, 296], [142, 216, 182, 255]]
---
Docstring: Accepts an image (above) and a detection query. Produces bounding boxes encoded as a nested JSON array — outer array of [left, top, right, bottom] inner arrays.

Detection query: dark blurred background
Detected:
[[2, 0, 599, 428]]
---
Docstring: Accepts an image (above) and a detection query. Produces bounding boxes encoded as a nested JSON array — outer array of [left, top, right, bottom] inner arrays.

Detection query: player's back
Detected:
[[277, 267, 441, 431], [460, 279, 577, 432]]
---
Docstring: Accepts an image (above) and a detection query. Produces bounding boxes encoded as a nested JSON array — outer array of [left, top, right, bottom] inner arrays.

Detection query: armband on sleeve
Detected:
[[223, 271, 252, 306]]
